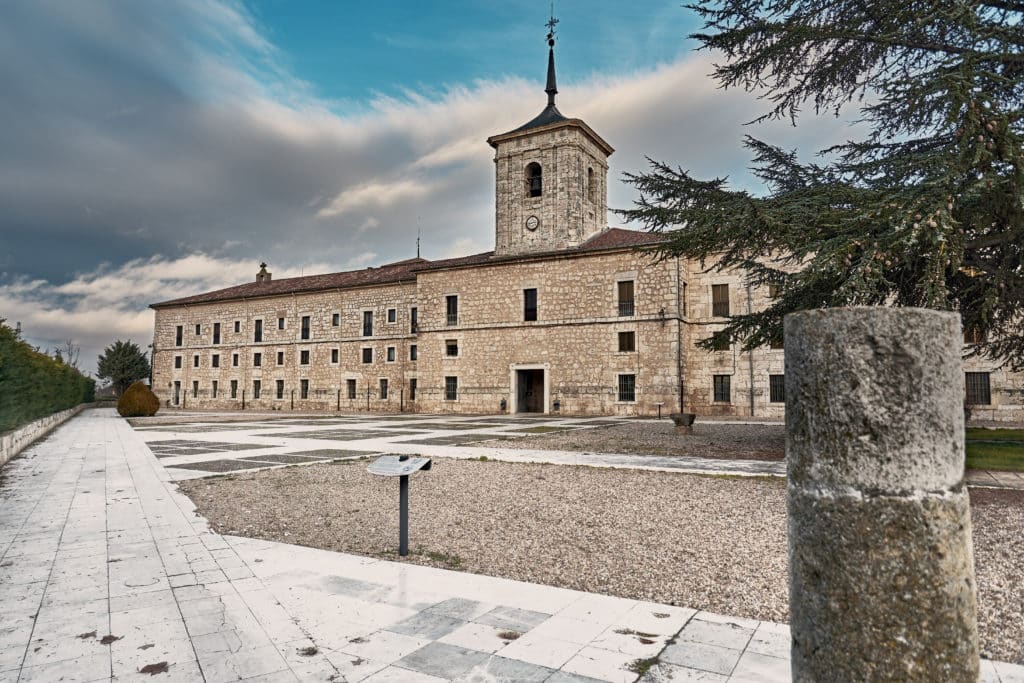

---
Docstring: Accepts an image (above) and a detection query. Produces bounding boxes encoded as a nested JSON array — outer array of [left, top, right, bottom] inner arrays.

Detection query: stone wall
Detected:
[[1, 403, 88, 467]]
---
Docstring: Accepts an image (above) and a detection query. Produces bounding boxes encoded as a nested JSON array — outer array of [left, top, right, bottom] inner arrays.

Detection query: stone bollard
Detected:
[[785, 308, 979, 682]]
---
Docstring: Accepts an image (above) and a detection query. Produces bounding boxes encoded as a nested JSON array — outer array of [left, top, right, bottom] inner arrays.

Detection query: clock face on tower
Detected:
[[525, 215, 540, 231]]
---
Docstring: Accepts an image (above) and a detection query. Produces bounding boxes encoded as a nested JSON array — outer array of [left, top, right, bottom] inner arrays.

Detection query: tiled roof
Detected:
[[150, 229, 667, 308]]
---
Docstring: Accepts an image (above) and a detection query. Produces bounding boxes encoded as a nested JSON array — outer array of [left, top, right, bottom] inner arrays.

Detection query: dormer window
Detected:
[[526, 162, 542, 197]]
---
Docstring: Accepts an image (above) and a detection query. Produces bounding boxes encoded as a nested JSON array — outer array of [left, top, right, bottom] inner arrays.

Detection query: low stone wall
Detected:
[[0, 404, 89, 467]]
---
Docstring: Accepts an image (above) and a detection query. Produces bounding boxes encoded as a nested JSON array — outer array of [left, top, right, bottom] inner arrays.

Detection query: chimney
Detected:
[[256, 262, 272, 283]]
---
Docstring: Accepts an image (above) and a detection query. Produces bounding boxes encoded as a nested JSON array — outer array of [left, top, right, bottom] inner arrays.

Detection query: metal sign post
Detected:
[[367, 455, 432, 556]]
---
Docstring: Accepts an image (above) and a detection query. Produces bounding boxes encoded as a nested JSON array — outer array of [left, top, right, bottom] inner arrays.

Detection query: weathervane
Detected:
[[546, 5, 558, 46]]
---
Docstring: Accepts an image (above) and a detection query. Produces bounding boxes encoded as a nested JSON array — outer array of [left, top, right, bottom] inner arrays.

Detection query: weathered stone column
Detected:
[[785, 307, 979, 682]]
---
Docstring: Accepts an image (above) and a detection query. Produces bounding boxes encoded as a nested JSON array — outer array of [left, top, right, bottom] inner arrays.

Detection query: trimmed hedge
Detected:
[[0, 321, 95, 433], [117, 381, 160, 417]]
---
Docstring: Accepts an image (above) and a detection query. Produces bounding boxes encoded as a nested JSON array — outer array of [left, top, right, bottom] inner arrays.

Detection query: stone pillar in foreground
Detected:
[[785, 307, 979, 682]]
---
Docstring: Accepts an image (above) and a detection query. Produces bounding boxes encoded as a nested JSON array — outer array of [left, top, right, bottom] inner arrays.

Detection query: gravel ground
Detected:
[[497, 421, 786, 461], [178, 458, 1024, 663]]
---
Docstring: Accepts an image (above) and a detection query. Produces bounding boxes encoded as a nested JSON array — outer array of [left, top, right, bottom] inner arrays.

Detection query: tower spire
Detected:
[[545, 10, 559, 106]]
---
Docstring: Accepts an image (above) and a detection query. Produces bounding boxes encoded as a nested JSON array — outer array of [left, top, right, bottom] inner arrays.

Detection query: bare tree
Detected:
[[61, 339, 81, 369]]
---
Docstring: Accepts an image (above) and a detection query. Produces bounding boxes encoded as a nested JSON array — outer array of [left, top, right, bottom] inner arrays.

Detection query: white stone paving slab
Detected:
[[1, 408, 1021, 682]]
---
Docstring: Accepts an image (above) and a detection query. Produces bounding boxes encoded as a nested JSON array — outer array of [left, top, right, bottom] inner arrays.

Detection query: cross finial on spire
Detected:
[[544, 6, 558, 106]]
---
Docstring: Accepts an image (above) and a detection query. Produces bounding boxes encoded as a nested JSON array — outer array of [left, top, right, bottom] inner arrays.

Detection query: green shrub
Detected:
[[0, 321, 95, 433], [117, 381, 160, 417]]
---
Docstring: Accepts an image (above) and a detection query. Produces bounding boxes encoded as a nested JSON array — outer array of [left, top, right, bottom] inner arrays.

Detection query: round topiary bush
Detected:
[[117, 381, 160, 417]]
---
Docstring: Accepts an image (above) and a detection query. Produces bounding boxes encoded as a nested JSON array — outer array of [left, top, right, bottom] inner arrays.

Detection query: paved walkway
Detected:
[[0, 409, 1020, 682]]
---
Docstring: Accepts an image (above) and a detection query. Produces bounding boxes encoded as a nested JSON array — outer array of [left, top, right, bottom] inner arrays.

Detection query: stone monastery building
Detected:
[[151, 31, 1023, 421]]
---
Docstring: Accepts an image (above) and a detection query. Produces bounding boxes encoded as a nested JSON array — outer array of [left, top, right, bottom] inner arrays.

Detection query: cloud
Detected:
[[0, 1, 862, 376]]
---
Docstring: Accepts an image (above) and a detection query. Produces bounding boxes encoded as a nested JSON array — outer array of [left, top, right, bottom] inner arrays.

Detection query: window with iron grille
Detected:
[[332, 313, 340, 326], [711, 334, 730, 352], [300, 379, 309, 400], [769, 374, 785, 403], [379, 379, 388, 400], [276, 380, 284, 399], [410, 344, 418, 361], [618, 374, 636, 402], [618, 331, 636, 352], [965, 372, 991, 405], [526, 162, 542, 197], [445, 376, 458, 401], [617, 280, 634, 316], [964, 327, 986, 345], [331, 348, 339, 363], [212, 354, 219, 368], [254, 319, 263, 342], [446, 340, 459, 357], [213, 323, 221, 345], [361, 347, 372, 364], [712, 285, 730, 317], [230, 380, 238, 398], [347, 379, 356, 399], [446, 295, 459, 326], [253, 352, 262, 367], [713, 374, 731, 402], [301, 315, 310, 340], [300, 350, 310, 365], [174, 356, 182, 369], [277, 351, 284, 366], [175, 326, 183, 346], [769, 335, 784, 350], [524, 288, 538, 321], [362, 311, 373, 337]]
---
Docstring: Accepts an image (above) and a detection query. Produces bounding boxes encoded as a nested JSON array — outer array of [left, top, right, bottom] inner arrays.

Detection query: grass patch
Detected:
[[967, 428, 1024, 442], [966, 441, 1024, 472], [516, 426, 572, 434], [497, 630, 521, 641], [627, 656, 660, 676], [423, 549, 463, 568]]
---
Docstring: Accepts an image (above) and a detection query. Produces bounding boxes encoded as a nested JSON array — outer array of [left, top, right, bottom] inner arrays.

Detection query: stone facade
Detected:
[[150, 48, 1024, 421]]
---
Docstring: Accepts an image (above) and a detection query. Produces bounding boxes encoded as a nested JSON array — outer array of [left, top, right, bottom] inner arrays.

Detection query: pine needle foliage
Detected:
[[620, 0, 1024, 367], [96, 340, 151, 397]]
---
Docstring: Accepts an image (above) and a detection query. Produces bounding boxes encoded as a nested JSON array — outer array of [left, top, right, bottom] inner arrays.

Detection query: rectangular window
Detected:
[[682, 282, 688, 316], [363, 311, 373, 337], [386, 346, 395, 362], [174, 355, 182, 369], [617, 280, 634, 316], [234, 320, 240, 333], [445, 339, 459, 357], [409, 378, 417, 400], [410, 307, 418, 333], [964, 327, 986, 345], [379, 378, 389, 400], [524, 288, 538, 321], [332, 312, 340, 326], [254, 319, 263, 342], [965, 372, 991, 405], [410, 344, 418, 361], [768, 284, 780, 299], [211, 354, 219, 368], [173, 381, 180, 405], [232, 353, 239, 367], [347, 379, 356, 400], [195, 324, 201, 336], [712, 284, 730, 317], [193, 355, 199, 368], [361, 348, 372, 364], [446, 295, 458, 326], [212, 380, 218, 399], [387, 308, 396, 323], [301, 315, 310, 340], [300, 350, 310, 365], [277, 351, 284, 366], [769, 334, 784, 350], [300, 379, 309, 400], [192, 381, 199, 398], [276, 379, 284, 400], [445, 376, 458, 401], [769, 374, 785, 403], [713, 374, 731, 403], [618, 374, 636, 402], [618, 331, 636, 353], [213, 323, 221, 345], [331, 348, 339, 364], [230, 379, 238, 398], [253, 352, 262, 367], [711, 334, 730, 352], [278, 317, 285, 330], [175, 326, 183, 346]]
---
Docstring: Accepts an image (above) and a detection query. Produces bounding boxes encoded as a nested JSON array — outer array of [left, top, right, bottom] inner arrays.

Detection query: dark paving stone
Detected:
[[166, 459, 270, 472], [387, 612, 467, 640], [294, 449, 380, 459], [545, 672, 607, 683], [395, 642, 489, 679], [510, 426, 577, 434], [150, 447, 220, 456], [475, 606, 551, 632], [244, 454, 326, 465], [400, 434, 508, 446], [425, 598, 487, 621], [403, 422, 503, 431]]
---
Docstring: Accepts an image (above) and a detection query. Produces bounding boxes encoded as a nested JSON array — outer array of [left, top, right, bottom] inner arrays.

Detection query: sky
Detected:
[[0, 0, 859, 377]]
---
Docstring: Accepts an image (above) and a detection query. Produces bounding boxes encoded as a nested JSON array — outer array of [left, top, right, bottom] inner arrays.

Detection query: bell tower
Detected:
[[487, 15, 614, 256]]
